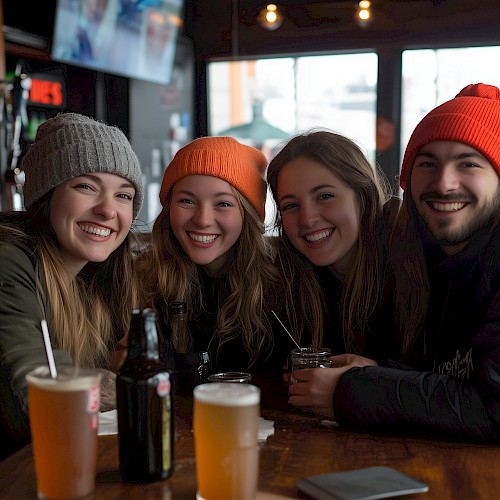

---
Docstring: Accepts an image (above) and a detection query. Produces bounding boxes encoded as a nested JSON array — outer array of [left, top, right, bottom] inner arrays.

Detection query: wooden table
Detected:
[[1, 396, 499, 499]]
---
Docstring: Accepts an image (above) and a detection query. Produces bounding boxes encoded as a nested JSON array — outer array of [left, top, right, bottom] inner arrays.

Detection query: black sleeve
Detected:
[[333, 364, 499, 441]]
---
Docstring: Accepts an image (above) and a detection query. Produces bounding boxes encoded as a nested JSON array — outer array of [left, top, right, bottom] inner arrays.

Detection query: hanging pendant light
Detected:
[[258, 3, 284, 31], [355, 1, 373, 27]]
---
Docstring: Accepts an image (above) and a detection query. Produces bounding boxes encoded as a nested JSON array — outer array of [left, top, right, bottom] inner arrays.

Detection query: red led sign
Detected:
[[28, 74, 66, 108]]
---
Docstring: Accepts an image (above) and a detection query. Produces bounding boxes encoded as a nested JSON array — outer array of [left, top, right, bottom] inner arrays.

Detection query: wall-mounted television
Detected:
[[51, 0, 184, 86]]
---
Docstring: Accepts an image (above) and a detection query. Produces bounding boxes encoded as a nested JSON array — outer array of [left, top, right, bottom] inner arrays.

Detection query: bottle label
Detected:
[[155, 372, 171, 397], [87, 385, 101, 413]]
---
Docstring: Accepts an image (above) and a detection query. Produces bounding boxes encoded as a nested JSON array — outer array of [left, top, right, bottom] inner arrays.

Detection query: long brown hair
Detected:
[[136, 185, 278, 366], [267, 129, 391, 351]]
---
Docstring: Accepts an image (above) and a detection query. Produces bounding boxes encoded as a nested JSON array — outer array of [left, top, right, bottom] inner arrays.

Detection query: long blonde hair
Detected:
[[267, 130, 391, 352], [0, 194, 138, 368], [136, 185, 278, 365]]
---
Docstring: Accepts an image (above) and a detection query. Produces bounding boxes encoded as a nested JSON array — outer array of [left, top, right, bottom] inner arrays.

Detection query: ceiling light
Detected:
[[355, 0, 373, 27], [258, 3, 284, 31]]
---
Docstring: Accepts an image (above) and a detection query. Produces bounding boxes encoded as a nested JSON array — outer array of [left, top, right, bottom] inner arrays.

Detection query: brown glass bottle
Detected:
[[168, 302, 211, 395], [116, 308, 174, 482]]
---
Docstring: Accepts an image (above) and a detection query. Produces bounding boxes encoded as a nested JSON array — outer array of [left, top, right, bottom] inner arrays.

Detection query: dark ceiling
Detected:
[[3, 1, 500, 61]]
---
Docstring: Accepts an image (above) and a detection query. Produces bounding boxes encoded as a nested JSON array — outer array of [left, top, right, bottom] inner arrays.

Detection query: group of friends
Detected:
[[1, 82, 498, 460]]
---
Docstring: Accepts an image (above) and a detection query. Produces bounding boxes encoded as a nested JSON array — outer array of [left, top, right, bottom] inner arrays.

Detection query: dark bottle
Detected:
[[116, 308, 174, 482], [168, 302, 211, 395], [168, 302, 191, 354]]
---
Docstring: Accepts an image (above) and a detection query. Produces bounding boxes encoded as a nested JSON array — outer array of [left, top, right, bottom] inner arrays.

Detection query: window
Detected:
[[401, 46, 500, 163], [207, 52, 378, 231]]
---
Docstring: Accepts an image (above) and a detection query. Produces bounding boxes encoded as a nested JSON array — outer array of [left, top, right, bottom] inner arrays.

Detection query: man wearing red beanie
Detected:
[[321, 84, 500, 442]]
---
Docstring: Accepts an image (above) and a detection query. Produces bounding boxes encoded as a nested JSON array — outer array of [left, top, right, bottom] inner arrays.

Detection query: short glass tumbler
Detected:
[[207, 372, 252, 384], [290, 347, 332, 371]]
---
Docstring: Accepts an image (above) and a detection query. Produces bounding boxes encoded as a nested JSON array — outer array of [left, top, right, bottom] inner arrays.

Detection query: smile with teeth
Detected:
[[305, 229, 333, 243], [430, 201, 467, 212], [189, 232, 218, 243], [79, 224, 111, 237]]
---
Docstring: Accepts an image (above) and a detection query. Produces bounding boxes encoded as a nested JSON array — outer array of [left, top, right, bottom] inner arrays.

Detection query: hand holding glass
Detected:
[[290, 347, 332, 371]]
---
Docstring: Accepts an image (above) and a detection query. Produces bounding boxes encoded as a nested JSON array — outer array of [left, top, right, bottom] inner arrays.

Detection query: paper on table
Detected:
[[98, 410, 118, 436], [98, 410, 275, 441]]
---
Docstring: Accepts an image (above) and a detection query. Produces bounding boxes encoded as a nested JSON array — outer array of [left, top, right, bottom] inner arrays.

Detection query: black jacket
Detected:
[[334, 225, 500, 441]]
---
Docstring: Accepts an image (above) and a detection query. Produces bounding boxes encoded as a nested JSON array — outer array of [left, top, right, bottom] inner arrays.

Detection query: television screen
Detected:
[[51, 0, 184, 86]]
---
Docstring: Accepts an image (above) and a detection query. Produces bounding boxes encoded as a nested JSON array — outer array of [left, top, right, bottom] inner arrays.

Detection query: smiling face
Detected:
[[410, 141, 500, 255], [49, 172, 136, 277], [276, 157, 360, 275], [169, 175, 244, 274]]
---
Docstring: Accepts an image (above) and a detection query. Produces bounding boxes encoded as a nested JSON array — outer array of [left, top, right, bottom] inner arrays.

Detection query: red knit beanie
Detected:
[[400, 83, 500, 190], [159, 136, 267, 221]]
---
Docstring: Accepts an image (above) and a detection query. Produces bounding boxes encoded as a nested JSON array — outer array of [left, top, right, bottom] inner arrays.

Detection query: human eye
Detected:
[[117, 192, 134, 201], [74, 182, 95, 191], [415, 159, 437, 169], [280, 202, 298, 211], [318, 192, 334, 201], [177, 197, 194, 205], [460, 161, 480, 169], [216, 200, 233, 208]]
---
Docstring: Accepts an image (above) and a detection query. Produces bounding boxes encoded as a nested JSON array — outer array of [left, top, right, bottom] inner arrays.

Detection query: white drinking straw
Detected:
[[41, 319, 58, 379], [271, 310, 301, 350]]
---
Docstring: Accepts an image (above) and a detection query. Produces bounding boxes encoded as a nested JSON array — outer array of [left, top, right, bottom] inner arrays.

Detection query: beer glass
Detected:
[[290, 347, 332, 371], [207, 371, 252, 383], [193, 382, 260, 500], [26, 366, 101, 499]]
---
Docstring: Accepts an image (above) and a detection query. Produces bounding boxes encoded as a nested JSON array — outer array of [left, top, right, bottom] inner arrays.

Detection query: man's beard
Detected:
[[421, 186, 500, 247]]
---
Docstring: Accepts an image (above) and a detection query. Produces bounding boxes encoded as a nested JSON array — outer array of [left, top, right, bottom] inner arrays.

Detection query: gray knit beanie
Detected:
[[22, 113, 144, 219]]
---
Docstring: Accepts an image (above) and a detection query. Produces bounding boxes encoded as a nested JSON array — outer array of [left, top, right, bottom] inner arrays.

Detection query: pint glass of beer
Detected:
[[26, 366, 101, 500], [193, 382, 260, 500]]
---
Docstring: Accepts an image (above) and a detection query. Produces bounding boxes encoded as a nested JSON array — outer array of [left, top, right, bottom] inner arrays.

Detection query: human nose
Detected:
[[432, 165, 460, 193], [298, 203, 319, 228], [93, 195, 117, 219], [192, 204, 214, 227]]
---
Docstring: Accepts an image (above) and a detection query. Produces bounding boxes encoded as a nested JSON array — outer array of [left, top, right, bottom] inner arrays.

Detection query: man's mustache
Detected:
[[419, 192, 475, 203]]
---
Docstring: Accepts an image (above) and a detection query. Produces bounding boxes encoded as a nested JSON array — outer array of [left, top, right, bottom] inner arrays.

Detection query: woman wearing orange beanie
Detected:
[[136, 136, 290, 402]]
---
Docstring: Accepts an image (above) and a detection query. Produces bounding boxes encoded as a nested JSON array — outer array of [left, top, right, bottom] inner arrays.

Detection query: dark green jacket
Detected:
[[0, 240, 73, 459]]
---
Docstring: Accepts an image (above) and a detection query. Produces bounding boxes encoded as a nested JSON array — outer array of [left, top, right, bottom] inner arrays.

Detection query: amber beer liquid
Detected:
[[193, 383, 260, 500], [26, 367, 101, 500]]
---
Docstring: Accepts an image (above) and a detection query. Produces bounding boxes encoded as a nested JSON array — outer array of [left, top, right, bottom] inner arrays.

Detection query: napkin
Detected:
[[98, 410, 118, 435], [99, 410, 275, 442], [258, 417, 275, 441]]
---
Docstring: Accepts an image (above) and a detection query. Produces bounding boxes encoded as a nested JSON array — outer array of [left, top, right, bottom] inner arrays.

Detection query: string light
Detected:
[[258, 3, 284, 30]]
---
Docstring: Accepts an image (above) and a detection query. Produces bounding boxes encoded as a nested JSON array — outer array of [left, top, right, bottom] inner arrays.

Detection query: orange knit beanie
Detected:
[[159, 136, 268, 220], [400, 83, 500, 190]]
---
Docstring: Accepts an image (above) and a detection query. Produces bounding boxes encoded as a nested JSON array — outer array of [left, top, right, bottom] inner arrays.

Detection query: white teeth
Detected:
[[431, 202, 466, 212], [189, 233, 218, 243], [305, 229, 332, 242], [79, 224, 111, 237]]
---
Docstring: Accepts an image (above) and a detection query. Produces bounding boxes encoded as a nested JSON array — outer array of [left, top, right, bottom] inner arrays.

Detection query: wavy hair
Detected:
[[267, 129, 391, 352], [0, 193, 139, 368], [136, 185, 278, 366]]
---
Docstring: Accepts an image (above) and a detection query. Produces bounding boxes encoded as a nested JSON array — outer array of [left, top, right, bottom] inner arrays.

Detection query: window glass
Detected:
[[207, 53, 378, 232], [401, 46, 500, 165]]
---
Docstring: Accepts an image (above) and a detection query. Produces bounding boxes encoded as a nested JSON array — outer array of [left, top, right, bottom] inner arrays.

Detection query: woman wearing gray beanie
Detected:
[[0, 113, 144, 459]]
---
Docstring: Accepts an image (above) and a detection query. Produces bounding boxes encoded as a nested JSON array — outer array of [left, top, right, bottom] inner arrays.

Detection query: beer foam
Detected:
[[194, 382, 260, 406], [26, 366, 101, 391]]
